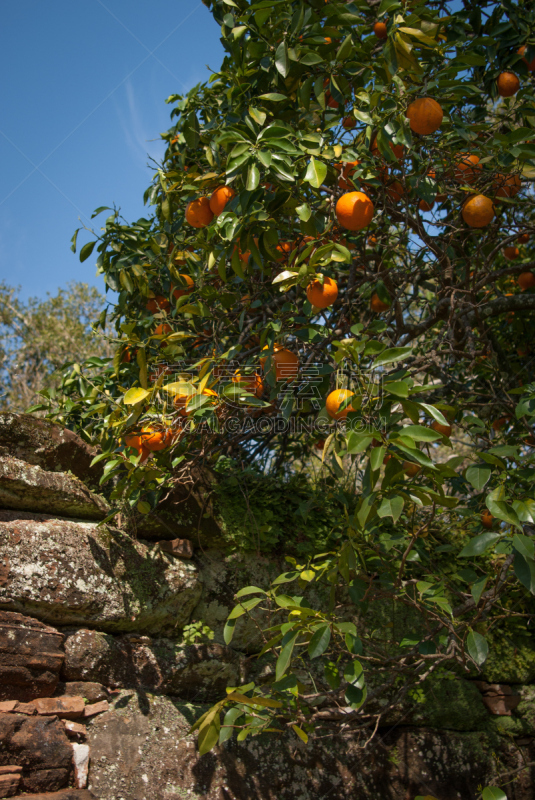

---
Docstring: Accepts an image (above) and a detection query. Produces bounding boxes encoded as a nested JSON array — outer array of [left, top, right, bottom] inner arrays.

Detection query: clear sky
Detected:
[[0, 0, 225, 301]]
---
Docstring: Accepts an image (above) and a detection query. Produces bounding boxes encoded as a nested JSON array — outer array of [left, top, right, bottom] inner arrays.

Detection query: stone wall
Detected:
[[0, 413, 533, 799]]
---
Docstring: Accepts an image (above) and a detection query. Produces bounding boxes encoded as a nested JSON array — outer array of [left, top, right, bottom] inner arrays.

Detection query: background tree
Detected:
[[42, 0, 535, 761], [0, 282, 112, 412]]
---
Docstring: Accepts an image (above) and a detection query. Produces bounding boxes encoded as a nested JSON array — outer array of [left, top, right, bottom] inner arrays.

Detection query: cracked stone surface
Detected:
[[0, 515, 202, 634], [0, 457, 109, 520]]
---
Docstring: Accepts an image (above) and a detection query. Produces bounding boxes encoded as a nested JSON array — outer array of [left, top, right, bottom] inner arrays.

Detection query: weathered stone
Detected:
[[13, 701, 37, 715], [0, 610, 64, 701], [14, 793, 96, 800], [85, 689, 535, 800], [57, 682, 108, 703], [72, 744, 89, 789], [0, 702, 16, 713], [63, 720, 87, 739], [482, 694, 521, 716], [83, 700, 108, 718], [0, 517, 201, 634], [0, 412, 102, 486], [0, 456, 109, 520], [30, 696, 85, 719], [0, 767, 22, 775], [0, 773, 20, 798], [0, 712, 72, 792], [62, 629, 245, 702], [157, 538, 194, 558]]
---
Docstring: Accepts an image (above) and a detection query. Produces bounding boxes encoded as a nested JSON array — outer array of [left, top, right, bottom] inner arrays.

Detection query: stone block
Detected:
[[0, 610, 64, 701], [63, 720, 87, 739], [0, 773, 20, 798], [157, 538, 194, 558], [72, 744, 89, 789], [83, 701, 108, 718], [0, 456, 109, 520], [30, 697, 85, 720], [0, 713, 72, 792], [0, 518, 201, 634], [57, 682, 108, 704]]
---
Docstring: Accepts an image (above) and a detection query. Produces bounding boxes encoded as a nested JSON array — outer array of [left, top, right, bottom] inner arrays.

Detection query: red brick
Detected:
[[30, 696, 84, 719]]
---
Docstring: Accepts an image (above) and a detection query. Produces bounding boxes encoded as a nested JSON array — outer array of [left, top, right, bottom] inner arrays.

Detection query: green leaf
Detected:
[[385, 380, 409, 398], [377, 495, 404, 523], [372, 346, 411, 368], [275, 41, 290, 77], [308, 624, 331, 659], [471, 575, 487, 604], [459, 533, 500, 557], [123, 387, 150, 405], [336, 34, 353, 62], [466, 630, 489, 666], [79, 241, 96, 262], [401, 425, 441, 442], [514, 552, 535, 594], [292, 725, 308, 743], [198, 713, 221, 755], [465, 465, 491, 491], [304, 157, 327, 188], [223, 618, 236, 644], [246, 163, 260, 191], [235, 586, 268, 598], [183, 111, 200, 149], [481, 787, 507, 800], [418, 403, 449, 427], [296, 203, 311, 221], [227, 597, 262, 619], [512, 534, 535, 561], [486, 487, 523, 530], [258, 93, 288, 101], [276, 631, 299, 680], [249, 106, 267, 126], [219, 707, 243, 744]]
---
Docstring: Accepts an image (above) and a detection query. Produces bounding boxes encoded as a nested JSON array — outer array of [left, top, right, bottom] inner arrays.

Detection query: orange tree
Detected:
[[42, 0, 535, 755]]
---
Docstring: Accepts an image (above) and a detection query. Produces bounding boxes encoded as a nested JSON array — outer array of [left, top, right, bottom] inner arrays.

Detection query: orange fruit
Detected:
[[427, 168, 447, 202], [260, 346, 299, 382], [370, 292, 390, 312], [314, 439, 325, 450], [334, 161, 359, 190], [519, 45, 535, 72], [121, 345, 135, 364], [492, 416, 510, 432], [497, 72, 520, 97], [370, 135, 404, 161], [403, 461, 421, 478], [481, 510, 494, 530], [518, 272, 535, 290], [385, 180, 405, 202], [342, 116, 356, 130], [172, 274, 194, 300], [306, 276, 339, 309], [454, 153, 481, 184], [275, 241, 296, 262], [431, 421, 452, 437], [406, 97, 443, 135], [124, 433, 144, 452], [323, 78, 339, 109], [233, 244, 251, 264], [209, 185, 236, 217], [185, 197, 214, 228], [336, 191, 374, 231], [419, 199, 435, 212], [326, 389, 355, 420], [503, 246, 520, 261], [143, 427, 174, 452], [232, 372, 264, 398], [368, 235, 378, 247], [493, 174, 521, 199], [517, 232, 530, 244], [154, 323, 172, 336], [373, 21, 388, 39], [462, 195, 494, 228], [146, 295, 170, 314]]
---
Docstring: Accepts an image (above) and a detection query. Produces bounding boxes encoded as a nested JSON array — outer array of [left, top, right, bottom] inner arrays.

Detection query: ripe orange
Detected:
[[503, 246, 520, 261], [454, 153, 481, 184], [373, 21, 388, 39], [172, 274, 194, 299], [519, 45, 535, 72], [154, 323, 172, 336], [518, 272, 535, 290], [326, 389, 355, 420], [146, 295, 170, 314], [275, 241, 296, 262], [334, 161, 359, 191], [336, 191, 375, 231], [517, 232, 530, 244], [307, 276, 339, 309], [492, 416, 510, 431], [323, 78, 339, 109], [124, 432, 144, 452], [342, 116, 356, 130], [386, 180, 405, 202], [175, 387, 218, 416], [431, 421, 452, 437], [497, 72, 520, 97], [406, 97, 443, 135], [403, 461, 421, 478], [185, 197, 214, 228], [481, 510, 494, 530], [233, 244, 251, 265], [121, 345, 135, 364], [143, 427, 174, 452], [260, 346, 299, 382], [462, 195, 494, 228], [419, 199, 435, 212], [209, 186, 236, 217], [232, 372, 264, 398], [493, 174, 521, 199], [370, 292, 390, 312]]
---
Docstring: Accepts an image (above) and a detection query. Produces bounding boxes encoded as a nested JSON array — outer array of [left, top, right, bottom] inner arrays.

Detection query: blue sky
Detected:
[[0, 1, 224, 301]]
